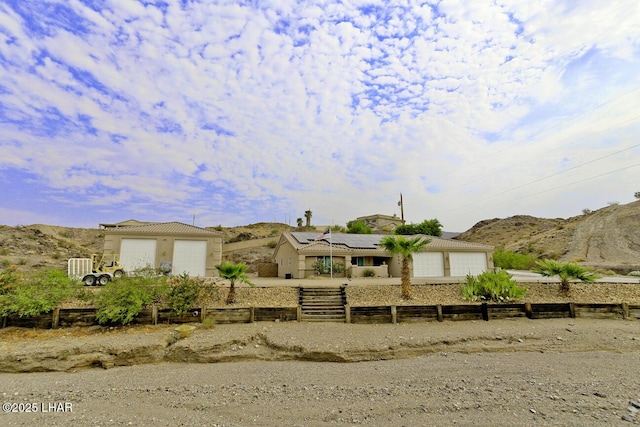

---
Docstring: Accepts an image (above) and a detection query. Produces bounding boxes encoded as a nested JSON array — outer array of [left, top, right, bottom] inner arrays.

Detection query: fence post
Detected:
[[621, 302, 629, 319], [391, 305, 397, 324], [297, 305, 302, 322], [52, 308, 60, 329], [525, 302, 532, 319], [249, 306, 255, 323], [569, 303, 576, 318], [345, 304, 351, 323], [481, 303, 488, 322], [152, 305, 158, 325], [436, 304, 443, 322]]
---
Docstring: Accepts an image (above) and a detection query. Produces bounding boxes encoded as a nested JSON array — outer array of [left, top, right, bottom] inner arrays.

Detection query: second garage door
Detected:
[[173, 240, 207, 277], [450, 252, 487, 276]]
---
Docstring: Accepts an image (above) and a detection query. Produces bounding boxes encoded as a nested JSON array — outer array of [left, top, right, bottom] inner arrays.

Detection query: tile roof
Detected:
[[103, 221, 222, 236]]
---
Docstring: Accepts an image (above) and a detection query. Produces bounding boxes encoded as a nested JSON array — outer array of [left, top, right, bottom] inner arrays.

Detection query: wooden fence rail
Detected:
[[1, 303, 639, 329]]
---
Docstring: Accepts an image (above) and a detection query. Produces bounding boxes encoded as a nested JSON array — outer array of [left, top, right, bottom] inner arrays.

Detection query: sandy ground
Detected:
[[1, 318, 640, 426]]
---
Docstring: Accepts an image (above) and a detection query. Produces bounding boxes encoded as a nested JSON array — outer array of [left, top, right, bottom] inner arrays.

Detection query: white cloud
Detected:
[[0, 0, 638, 230]]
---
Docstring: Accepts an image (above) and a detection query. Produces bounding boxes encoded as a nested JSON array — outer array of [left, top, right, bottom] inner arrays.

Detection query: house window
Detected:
[[351, 257, 365, 266]]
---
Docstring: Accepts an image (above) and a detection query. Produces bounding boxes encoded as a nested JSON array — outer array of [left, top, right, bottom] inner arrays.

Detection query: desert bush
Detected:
[[363, 268, 376, 278], [0, 265, 20, 295], [93, 270, 168, 325], [628, 271, 640, 277], [312, 260, 345, 275], [493, 250, 537, 270], [461, 270, 526, 302], [346, 220, 373, 234], [202, 316, 216, 329], [0, 268, 81, 317], [166, 273, 218, 316], [266, 240, 277, 248]]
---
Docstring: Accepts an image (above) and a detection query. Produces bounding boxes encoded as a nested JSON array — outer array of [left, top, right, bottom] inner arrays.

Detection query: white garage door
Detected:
[[450, 252, 487, 276], [173, 240, 207, 277], [120, 239, 157, 272], [412, 252, 445, 277]]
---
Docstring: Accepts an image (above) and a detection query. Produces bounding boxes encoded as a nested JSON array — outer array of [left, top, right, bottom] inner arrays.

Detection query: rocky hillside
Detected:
[[455, 200, 640, 272], [0, 222, 292, 273], [2, 202, 639, 274], [0, 224, 105, 271]]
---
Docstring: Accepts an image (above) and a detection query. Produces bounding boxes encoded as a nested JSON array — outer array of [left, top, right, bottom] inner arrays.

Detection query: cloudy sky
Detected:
[[1, 0, 639, 232]]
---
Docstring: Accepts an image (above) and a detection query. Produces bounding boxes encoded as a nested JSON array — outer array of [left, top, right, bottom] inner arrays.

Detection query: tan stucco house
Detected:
[[103, 222, 223, 277], [273, 232, 494, 279], [355, 214, 405, 232]]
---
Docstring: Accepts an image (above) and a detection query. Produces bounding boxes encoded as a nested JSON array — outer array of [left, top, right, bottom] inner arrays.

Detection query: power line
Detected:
[[433, 85, 640, 184], [510, 163, 640, 201], [449, 162, 640, 214], [453, 141, 640, 209], [456, 114, 640, 192]]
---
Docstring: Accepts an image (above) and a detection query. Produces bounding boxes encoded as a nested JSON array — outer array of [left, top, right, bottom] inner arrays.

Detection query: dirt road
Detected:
[[1, 318, 640, 426]]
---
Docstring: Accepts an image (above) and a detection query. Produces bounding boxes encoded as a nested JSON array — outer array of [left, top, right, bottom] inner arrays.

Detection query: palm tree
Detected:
[[215, 261, 254, 304], [379, 235, 430, 299], [533, 259, 596, 295], [296, 217, 303, 228], [304, 210, 312, 228]]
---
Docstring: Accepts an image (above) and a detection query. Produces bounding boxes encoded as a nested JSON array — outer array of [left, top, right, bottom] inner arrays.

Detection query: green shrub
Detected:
[[363, 268, 376, 278], [312, 260, 345, 275], [0, 268, 81, 317], [266, 240, 277, 249], [93, 271, 168, 325], [493, 250, 537, 270], [202, 316, 216, 329], [166, 274, 218, 316], [461, 270, 526, 302], [628, 271, 640, 277]]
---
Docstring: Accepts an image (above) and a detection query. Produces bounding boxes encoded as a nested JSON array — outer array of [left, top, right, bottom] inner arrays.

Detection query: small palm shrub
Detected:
[[533, 259, 596, 295], [461, 270, 526, 302]]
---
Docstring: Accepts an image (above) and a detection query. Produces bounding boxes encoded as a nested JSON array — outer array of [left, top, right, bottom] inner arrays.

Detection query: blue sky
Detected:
[[1, 0, 639, 232]]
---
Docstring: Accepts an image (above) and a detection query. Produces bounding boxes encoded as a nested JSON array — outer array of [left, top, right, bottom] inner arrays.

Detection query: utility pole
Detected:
[[398, 193, 405, 225]]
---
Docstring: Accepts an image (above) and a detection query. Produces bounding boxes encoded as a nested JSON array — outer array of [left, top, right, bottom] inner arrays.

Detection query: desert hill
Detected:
[[455, 200, 640, 273], [1, 201, 639, 273]]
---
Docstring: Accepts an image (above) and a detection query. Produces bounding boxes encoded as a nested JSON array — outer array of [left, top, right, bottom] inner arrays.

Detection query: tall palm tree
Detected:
[[379, 235, 430, 299], [215, 262, 254, 304], [304, 210, 312, 227], [533, 259, 596, 295]]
